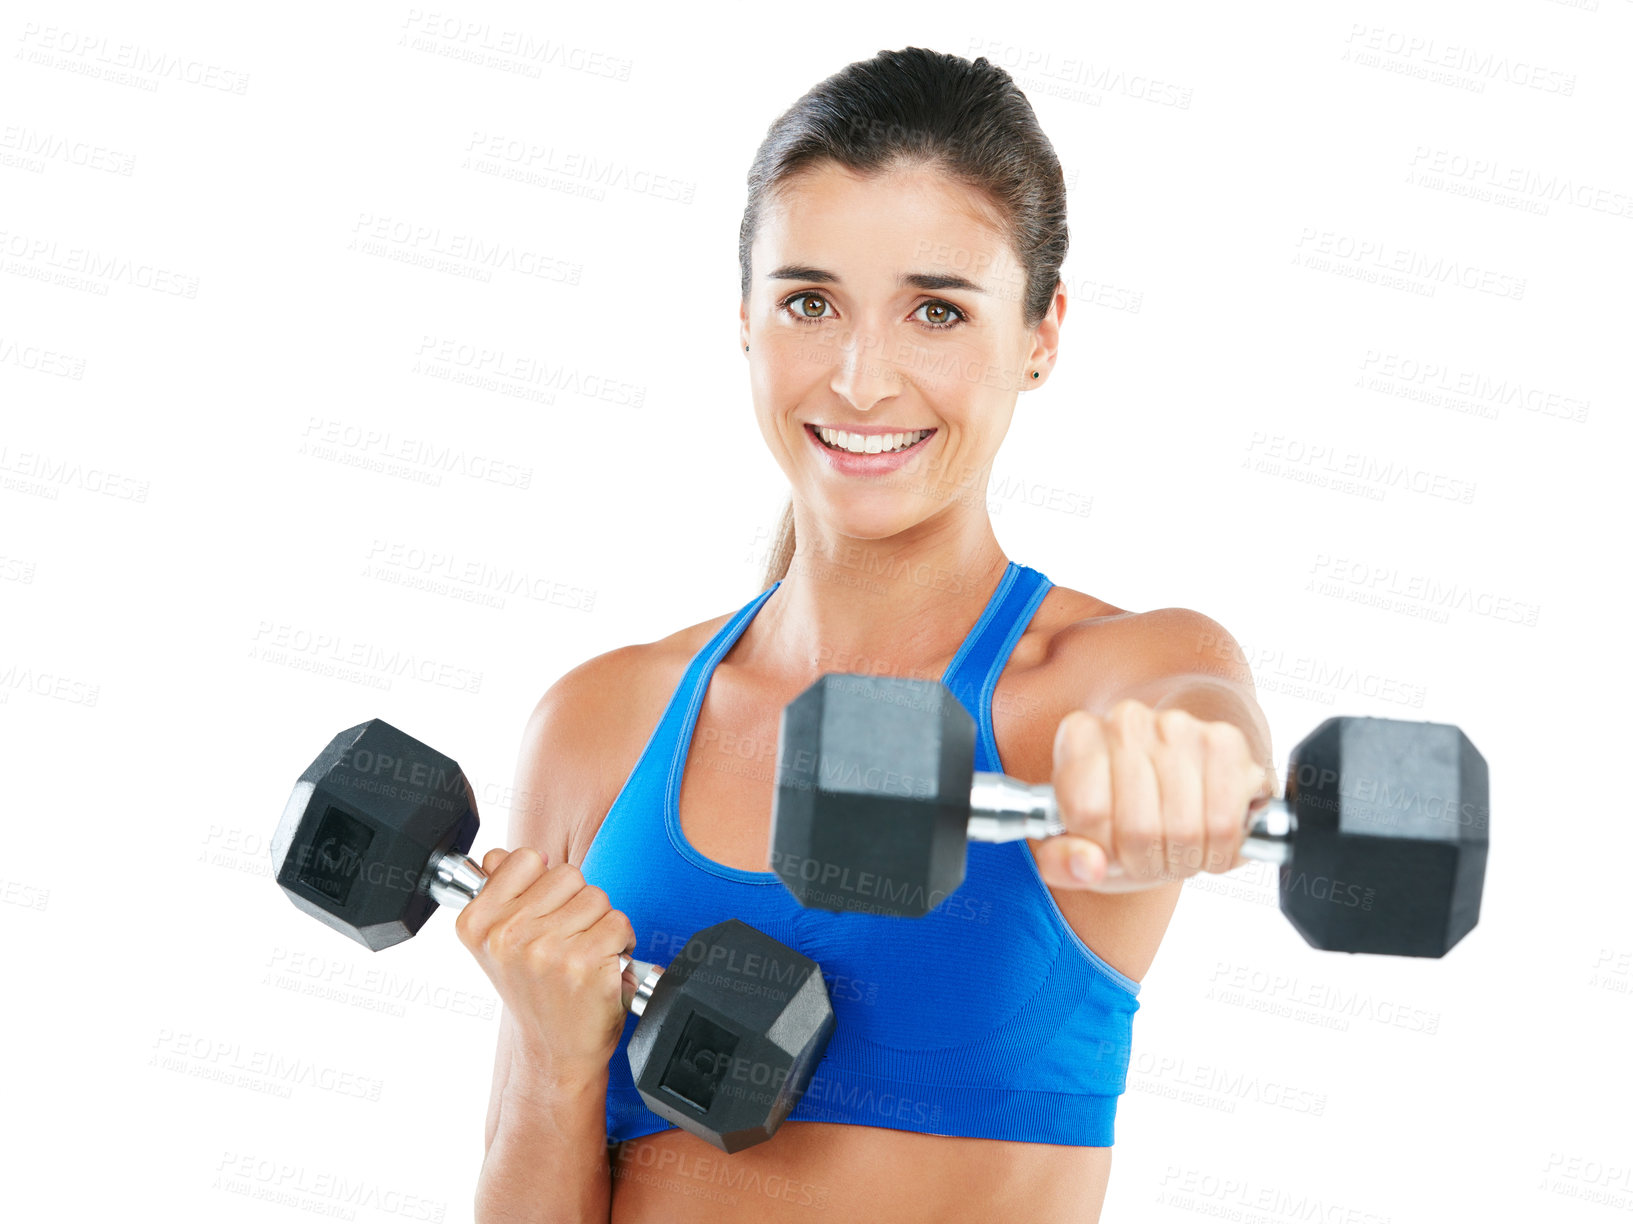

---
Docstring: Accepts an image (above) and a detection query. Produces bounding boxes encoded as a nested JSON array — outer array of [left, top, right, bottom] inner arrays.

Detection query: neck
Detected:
[[744, 505, 1010, 685]]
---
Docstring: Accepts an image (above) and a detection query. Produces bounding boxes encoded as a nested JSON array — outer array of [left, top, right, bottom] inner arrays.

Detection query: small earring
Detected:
[[745, 345, 749, 351], [1031, 370, 1039, 379]]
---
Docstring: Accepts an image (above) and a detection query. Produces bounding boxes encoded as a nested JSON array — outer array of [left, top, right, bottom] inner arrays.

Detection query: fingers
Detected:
[[1053, 710, 1112, 852], [518, 889, 629, 986], [587, 905, 638, 961], [454, 852, 583, 955], [1153, 708, 1204, 878], [1201, 720, 1253, 872], [1106, 700, 1162, 880], [1051, 701, 1263, 889], [480, 846, 550, 875]]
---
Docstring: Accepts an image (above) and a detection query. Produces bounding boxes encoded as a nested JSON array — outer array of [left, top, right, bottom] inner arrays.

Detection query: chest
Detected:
[[630, 682, 1082, 1052]]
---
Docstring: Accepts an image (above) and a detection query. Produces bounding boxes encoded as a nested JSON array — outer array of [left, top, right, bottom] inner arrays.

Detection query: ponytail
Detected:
[[761, 496, 796, 590]]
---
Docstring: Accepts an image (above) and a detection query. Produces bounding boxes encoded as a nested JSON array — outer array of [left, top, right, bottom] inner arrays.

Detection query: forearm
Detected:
[[476, 1057, 612, 1224]]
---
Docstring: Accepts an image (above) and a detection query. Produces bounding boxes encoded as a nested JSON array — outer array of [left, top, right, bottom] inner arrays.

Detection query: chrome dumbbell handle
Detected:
[[425, 849, 663, 1016], [965, 773, 1296, 867]]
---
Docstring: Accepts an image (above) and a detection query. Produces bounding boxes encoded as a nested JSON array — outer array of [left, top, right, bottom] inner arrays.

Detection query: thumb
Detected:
[[1032, 834, 1111, 891]]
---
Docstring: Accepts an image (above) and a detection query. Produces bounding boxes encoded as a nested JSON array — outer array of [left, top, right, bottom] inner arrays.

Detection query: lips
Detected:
[[804, 423, 936, 474]]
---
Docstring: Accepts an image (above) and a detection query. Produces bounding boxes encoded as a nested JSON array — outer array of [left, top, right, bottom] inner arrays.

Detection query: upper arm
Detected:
[[502, 644, 650, 866], [1105, 607, 1255, 698], [483, 644, 648, 1154]]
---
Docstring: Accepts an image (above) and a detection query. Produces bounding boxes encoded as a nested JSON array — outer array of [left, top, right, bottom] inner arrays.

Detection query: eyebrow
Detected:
[[766, 264, 988, 294]]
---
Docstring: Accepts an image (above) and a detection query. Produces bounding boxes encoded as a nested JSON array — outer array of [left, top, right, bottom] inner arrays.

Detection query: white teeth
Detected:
[[816, 427, 930, 455]]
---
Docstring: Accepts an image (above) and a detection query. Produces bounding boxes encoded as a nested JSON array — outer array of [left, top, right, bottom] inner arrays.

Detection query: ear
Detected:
[[1026, 279, 1066, 386]]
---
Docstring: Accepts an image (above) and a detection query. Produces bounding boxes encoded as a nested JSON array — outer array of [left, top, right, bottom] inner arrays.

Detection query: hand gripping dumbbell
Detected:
[[272, 718, 836, 1153], [769, 674, 1489, 958]]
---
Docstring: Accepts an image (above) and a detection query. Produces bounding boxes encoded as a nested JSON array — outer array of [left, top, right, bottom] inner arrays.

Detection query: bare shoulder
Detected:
[[507, 608, 738, 864], [1040, 591, 1252, 701]]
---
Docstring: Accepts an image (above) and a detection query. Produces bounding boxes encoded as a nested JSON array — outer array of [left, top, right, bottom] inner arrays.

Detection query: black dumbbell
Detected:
[[769, 674, 1489, 958], [272, 718, 835, 1153]]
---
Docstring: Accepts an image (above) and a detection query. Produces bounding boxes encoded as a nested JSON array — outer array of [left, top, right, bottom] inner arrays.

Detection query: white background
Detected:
[[3, 1, 1628, 1219]]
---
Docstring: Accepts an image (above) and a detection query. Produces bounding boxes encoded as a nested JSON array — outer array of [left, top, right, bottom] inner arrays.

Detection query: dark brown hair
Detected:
[[739, 46, 1069, 590]]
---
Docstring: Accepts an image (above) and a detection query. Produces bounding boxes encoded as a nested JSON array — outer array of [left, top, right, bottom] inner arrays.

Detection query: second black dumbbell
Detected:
[[272, 718, 836, 1153]]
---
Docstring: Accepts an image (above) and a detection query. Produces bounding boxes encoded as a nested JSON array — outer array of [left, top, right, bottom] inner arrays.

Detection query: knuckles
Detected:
[[1107, 698, 1152, 738], [1154, 707, 1197, 744], [1201, 718, 1247, 759]]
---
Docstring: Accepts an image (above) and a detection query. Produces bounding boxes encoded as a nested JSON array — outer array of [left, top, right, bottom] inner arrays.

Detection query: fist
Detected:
[[1040, 700, 1273, 892], [452, 847, 638, 1072]]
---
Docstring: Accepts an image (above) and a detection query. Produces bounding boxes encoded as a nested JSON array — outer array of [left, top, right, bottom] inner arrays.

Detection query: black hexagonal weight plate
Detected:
[[272, 720, 478, 950], [628, 920, 835, 1153], [771, 674, 976, 917], [1282, 717, 1488, 957]]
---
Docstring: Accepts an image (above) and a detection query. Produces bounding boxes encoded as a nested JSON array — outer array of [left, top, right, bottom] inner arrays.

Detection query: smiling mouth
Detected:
[[807, 425, 935, 455]]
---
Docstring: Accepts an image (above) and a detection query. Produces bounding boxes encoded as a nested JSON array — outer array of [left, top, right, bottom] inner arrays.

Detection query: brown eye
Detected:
[[913, 300, 965, 330], [794, 293, 829, 319]]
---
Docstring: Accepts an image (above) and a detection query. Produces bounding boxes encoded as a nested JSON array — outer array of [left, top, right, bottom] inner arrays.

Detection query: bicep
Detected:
[[504, 685, 578, 868]]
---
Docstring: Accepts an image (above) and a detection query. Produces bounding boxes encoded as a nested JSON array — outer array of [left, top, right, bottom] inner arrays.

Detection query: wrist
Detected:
[[509, 1039, 612, 1095]]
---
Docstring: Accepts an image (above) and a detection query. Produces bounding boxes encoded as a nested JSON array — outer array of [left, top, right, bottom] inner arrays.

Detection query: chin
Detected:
[[804, 491, 937, 543]]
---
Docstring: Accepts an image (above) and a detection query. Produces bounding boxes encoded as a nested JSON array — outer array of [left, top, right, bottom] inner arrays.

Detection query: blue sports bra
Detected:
[[579, 561, 1140, 1146]]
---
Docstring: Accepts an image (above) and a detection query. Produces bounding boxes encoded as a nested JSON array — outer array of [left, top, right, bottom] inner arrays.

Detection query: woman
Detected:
[[454, 46, 1273, 1223]]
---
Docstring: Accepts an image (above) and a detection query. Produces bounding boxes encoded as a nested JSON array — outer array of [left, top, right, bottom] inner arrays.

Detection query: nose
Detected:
[[828, 322, 899, 412]]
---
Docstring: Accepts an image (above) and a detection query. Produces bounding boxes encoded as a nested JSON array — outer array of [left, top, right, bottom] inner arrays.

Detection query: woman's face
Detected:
[[742, 161, 1061, 544]]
